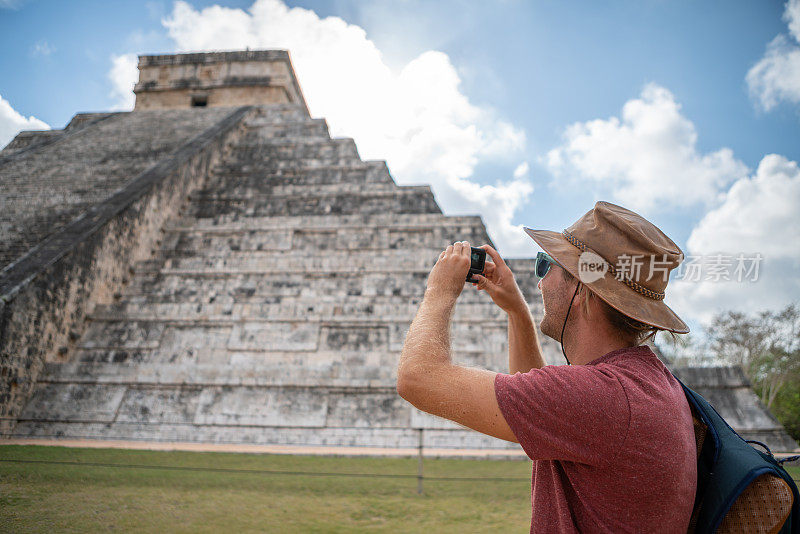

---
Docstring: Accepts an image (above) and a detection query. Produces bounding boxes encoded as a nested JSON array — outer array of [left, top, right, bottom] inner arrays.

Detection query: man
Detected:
[[397, 201, 697, 533]]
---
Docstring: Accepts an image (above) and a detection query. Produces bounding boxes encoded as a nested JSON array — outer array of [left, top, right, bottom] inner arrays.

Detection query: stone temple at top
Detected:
[[0, 50, 795, 452], [132, 50, 307, 111]]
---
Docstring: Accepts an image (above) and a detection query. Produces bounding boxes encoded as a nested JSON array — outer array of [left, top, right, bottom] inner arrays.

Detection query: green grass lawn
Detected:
[[1, 446, 797, 533], [0, 445, 533, 533]]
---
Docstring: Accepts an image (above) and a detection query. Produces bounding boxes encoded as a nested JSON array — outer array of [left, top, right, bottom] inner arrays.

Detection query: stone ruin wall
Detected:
[[0, 106, 253, 436]]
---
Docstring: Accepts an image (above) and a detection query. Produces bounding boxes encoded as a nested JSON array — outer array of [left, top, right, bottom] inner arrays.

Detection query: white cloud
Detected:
[[31, 40, 55, 57], [151, 0, 531, 254], [108, 53, 138, 111], [669, 154, 800, 323], [513, 161, 530, 179], [545, 83, 749, 212], [788, 0, 800, 39], [0, 93, 49, 150], [543, 83, 799, 324], [746, 0, 800, 111], [440, 177, 534, 256]]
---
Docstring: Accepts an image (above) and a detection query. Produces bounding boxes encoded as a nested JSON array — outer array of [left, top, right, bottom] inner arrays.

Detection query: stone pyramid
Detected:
[[1, 51, 795, 452], [14, 102, 561, 449]]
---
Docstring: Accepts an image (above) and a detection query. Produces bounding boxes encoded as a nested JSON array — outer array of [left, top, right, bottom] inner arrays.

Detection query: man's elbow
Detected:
[[396, 368, 417, 403], [396, 364, 426, 405]]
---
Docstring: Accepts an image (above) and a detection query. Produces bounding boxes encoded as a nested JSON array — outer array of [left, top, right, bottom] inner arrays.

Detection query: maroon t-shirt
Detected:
[[494, 346, 696, 533]]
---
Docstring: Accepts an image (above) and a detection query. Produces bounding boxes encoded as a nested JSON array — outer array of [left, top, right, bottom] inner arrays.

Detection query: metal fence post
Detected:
[[417, 428, 424, 495]]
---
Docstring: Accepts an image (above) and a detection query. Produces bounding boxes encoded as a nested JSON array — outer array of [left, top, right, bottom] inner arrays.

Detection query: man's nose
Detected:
[[537, 278, 542, 290]]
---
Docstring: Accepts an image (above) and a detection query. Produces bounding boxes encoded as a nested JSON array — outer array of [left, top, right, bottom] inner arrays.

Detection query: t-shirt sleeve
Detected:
[[494, 365, 630, 465]]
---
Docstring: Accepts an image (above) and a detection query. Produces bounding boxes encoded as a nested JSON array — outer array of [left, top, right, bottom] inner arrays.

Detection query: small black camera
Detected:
[[467, 247, 486, 283]]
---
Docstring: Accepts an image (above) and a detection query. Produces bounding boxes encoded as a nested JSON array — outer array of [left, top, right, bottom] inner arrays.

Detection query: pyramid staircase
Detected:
[[13, 105, 560, 450]]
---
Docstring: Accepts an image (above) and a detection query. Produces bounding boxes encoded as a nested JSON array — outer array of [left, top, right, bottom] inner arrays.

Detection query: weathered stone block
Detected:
[[19, 383, 126, 422], [193, 386, 327, 427], [79, 321, 165, 350], [326, 392, 409, 428], [228, 322, 320, 351], [116, 386, 204, 424]]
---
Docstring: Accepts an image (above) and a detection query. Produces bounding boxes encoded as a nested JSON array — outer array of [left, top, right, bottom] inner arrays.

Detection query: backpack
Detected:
[[679, 380, 800, 533]]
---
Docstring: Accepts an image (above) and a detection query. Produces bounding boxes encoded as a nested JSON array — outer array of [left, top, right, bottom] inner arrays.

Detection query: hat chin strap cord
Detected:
[[560, 282, 581, 366]]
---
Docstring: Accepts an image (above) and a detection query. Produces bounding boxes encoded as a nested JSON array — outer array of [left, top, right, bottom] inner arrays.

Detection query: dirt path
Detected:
[[0, 438, 529, 459], [4, 438, 796, 462]]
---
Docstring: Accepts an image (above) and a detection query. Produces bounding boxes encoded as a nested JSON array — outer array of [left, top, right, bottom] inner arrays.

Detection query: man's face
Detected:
[[537, 264, 577, 341]]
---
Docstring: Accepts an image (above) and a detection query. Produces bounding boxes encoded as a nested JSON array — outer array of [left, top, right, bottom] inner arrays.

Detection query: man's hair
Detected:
[[561, 268, 661, 345]]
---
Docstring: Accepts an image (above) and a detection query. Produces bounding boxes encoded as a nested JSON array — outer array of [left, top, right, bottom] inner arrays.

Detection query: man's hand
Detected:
[[471, 245, 528, 316], [426, 241, 472, 300]]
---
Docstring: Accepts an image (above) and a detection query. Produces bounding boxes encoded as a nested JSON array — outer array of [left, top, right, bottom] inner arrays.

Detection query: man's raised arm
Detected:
[[472, 245, 545, 374], [396, 241, 517, 443]]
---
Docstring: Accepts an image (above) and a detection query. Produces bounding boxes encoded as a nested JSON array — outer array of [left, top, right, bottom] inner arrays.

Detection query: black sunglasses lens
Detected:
[[535, 253, 552, 278], [537, 260, 549, 278]]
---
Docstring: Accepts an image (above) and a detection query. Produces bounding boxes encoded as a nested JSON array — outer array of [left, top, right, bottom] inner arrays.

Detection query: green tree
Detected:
[[707, 305, 800, 441]]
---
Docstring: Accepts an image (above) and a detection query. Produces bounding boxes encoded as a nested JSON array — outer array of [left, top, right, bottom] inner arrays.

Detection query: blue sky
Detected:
[[1, 0, 799, 330]]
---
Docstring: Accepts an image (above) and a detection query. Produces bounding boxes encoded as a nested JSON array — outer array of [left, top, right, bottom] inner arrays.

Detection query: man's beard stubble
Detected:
[[539, 290, 565, 342]]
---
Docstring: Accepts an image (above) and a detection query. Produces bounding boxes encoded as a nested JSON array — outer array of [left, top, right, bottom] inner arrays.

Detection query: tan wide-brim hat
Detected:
[[524, 201, 689, 333]]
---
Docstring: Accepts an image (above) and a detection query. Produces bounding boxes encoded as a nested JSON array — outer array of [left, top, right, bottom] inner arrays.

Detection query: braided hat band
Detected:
[[562, 230, 666, 301]]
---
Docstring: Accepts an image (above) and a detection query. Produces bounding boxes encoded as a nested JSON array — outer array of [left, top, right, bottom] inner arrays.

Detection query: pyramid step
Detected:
[[206, 171, 378, 192], [125, 271, 431, 300], [157, 246, 455, 262], [245, 104, 310, 123], [116, 272, 542, 310], [152, 247, 482, 276], [157, 247, 441, 273], [206, 168, 377, 188], [210, 160, 391, 179], [218, 158, 364, 172], [227, 138, 359, 161], [241, 118, 330, 140], [15, 383, 506, 443], [89, 296, 509, 324], [127, 256, 540, 299], [133, 258, 537, 284], [69, 344, 502, 373], [17, 381, 486, 433], [231, 136, 350, 149], [40, 360, 395, 386], [189, 187, 440, 218], [76, 318, 508, 354], [190, 180, 400, 201], [169, 213, 484, 232], [148, 257, 431, 275], [17, 383, 345, 428], [160, 223, 490, 255], [122, 271, 541, 315], [41, 364, 413, 391], [70, 346, 401, 368], [101, 290, 501, 309], [131, 259, 163, 275], [212, 156, 370, 172], [118, 272, 542, 327]]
